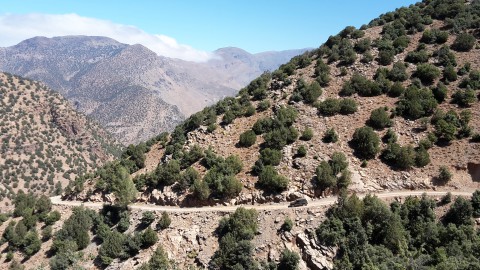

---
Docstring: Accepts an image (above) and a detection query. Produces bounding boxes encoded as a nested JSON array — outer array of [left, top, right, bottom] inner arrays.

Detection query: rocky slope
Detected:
[[1, 1, 480, 269], [0, 37, 306, 144], [0, 72, 121, 206], [72, 0, 480, 207]]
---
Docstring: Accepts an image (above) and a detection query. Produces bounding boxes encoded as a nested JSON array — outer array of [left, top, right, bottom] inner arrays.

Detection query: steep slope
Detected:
[[0, 37, 307, 144], [0, 72, 121, 206], [2, 1, 480, 270], [71, 0, 480, 208]]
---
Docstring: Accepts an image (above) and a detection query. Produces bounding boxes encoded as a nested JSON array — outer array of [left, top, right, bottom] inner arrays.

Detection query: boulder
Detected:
[[296, 233, 335, 270]]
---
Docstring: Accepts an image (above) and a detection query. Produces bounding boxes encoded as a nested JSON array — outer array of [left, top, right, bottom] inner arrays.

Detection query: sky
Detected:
[[0, 0, 419, 62]]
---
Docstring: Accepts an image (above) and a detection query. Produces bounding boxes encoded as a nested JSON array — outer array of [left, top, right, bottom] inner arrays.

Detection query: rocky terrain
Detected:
[[73, 2, 480, 207], [0, 72, 121, 206], [1, 0, 480, 269], [0, 37, 306, 144]]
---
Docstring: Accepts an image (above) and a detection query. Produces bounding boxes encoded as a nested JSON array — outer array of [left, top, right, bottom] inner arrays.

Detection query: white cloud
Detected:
[[0, 13, 214, 62]]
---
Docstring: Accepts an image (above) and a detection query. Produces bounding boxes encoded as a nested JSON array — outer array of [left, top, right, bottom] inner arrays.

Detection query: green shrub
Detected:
[[296, 145, 307, 157], [278, 249, 300, 270], [292, 80, 323, 104], [341, 73, 381, 96], [141, 227, 158, 248], [438, 166, 452, 183], [388, 62, 408, 82], [191, 179, 211, 201], [252, 117, 273, 135], [315, 59, 331, 86], [139, 245, 171, 270], [435, 46, 457, 67], [451, 33, 476, 52], [238, 130, 257, 147], [472, 191, 480, 217], [323, 128, 338, 143], [42, 225, 53, 241], [377, 49, 395, 66], [388, 81, 404, 97], [361, 52, 374, 63], [178, 167, 200, 190], [98, 231, 126, 265], [451, 89, 477, 107], [368, 107, 392, 129], [383, 128, 397, 144], [156, 211, 171, 230], [259, 148, 283, 166], [303, 81, 323, 104], [141, 211, 155, 226], [317, 98, 340, 116], [316, 161, 336, 189], [339, 98, 358, 114], [211, 208, 258, 269], [393, 36, 410, 52], [405, 50, 429, 63], [351, 127, 380, 159], [441, 192, 452, 205], [44, 210, 61, 225], [275, 106, 298, 127], [460, 70, 480, 89], [415, 147, 430, 167], [258, 166, 289, 192], [281, 217, 293, 232], [330, 152, 348, 175], [222, 111, 235, 125], [117, 211, 130, 232], [434, 119, 457, 142], [257, 100, 270, 112], [443, 65, 458, 82], [300, 128, 313, 141], [382, 143, 416, 170], [414, 63, 441, 85], [263, 126, 298, 150], [396, 86, 437, 120], [355, 38, 371, 53], [420, 29, 448, 44]]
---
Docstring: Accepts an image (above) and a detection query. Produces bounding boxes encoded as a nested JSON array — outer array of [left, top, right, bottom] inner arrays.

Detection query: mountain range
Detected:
[[0, 36, 307, 144]]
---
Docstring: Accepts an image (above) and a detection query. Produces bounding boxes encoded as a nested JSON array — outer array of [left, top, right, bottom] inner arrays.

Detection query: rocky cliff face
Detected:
[[0, 36, 306, 144]]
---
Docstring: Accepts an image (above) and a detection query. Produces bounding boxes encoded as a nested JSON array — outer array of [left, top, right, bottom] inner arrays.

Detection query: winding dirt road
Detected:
[[50, 190, 473, 213]]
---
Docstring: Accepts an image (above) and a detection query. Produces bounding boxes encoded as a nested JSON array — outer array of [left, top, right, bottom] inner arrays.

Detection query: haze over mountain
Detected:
[[0, 36, 307, 144]]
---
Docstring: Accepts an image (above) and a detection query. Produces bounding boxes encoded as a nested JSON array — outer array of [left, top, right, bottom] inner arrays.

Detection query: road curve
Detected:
[[50, 190, 473, 213]]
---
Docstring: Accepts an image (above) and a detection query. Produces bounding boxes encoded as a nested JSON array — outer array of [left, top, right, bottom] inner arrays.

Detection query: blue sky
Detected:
[[0, 0, 419, 61]]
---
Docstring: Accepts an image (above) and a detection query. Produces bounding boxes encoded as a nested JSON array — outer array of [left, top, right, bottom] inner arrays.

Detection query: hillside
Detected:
[[72, 0, 480, 207], [1, 0, 480, 270], [0, 37, 306, 144], [0, 72, 121, 207]]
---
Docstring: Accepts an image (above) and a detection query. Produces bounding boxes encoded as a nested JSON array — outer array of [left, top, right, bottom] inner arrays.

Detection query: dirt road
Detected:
[[50, 190, 473, 213]]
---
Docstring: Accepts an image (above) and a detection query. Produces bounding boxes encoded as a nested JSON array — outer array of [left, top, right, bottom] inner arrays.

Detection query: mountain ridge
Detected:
[[0, 36, 308, 144]]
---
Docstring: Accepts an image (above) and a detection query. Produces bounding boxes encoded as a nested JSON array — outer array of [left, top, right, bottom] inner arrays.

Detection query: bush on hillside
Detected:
[[300, 128, 314, 141], [451, 33, 476, 52], [388, 62, 408, 82], [388, 82, 405, 97], [396, 86, 438, 120], [340, 73, 381, 96], [351, 126, 380, 159], [368, 107, 392, 129], [420, 29, 448, 44], [323, 128, 339, 143], [258, 166, 289, 192], [339, 98, 358, 114], [451, 89, 477, 107], [238, 130, 257, 147], [414, 63, 441, 85]]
